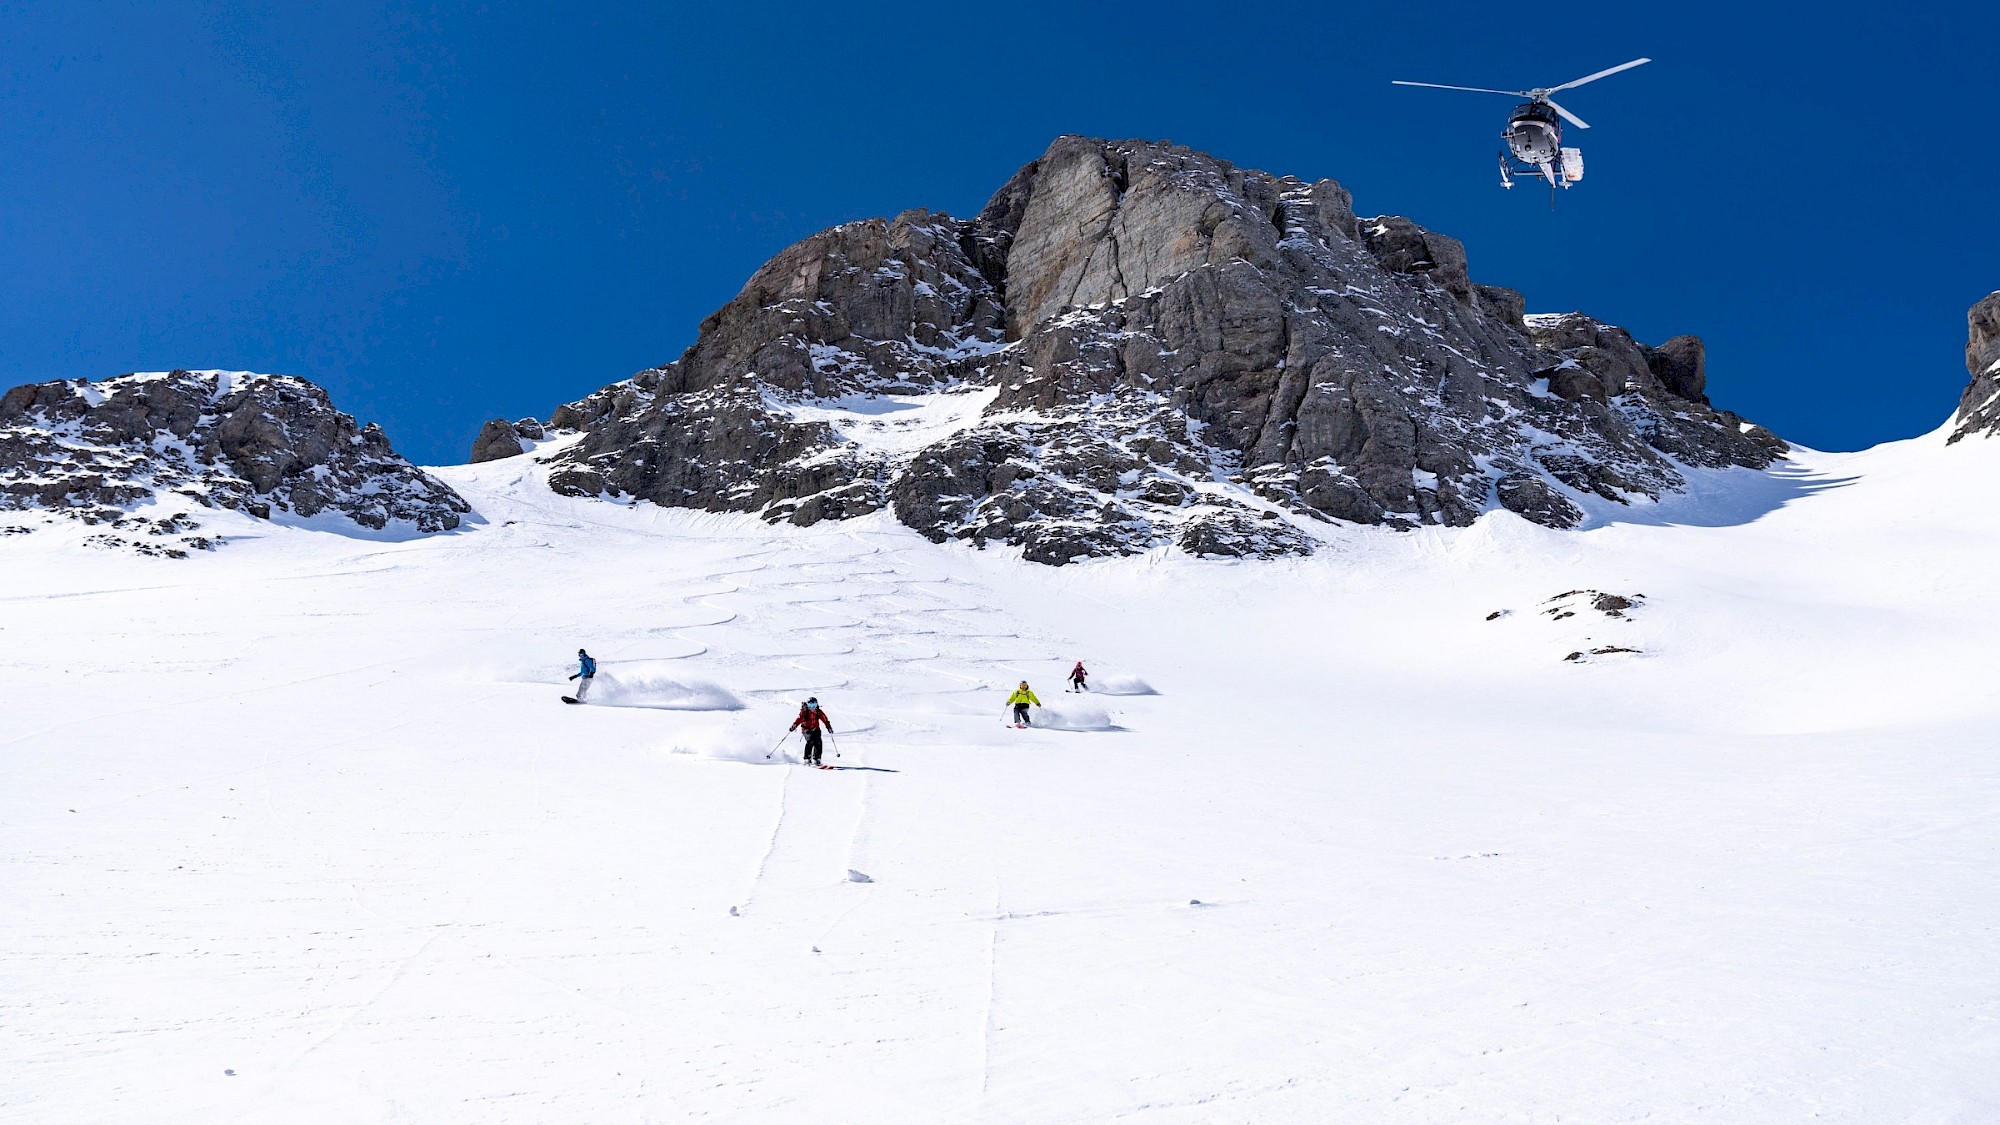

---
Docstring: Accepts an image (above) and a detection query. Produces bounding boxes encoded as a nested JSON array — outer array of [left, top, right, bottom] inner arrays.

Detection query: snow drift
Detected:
[[668, 723, 789, 764], [585, 665, 744, 710], [1089, 673, 1159, 696], [1033, 698, 1118, 731]]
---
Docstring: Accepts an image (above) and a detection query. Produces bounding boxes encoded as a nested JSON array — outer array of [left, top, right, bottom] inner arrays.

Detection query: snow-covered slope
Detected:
[[4, 427, 1998, 1123]]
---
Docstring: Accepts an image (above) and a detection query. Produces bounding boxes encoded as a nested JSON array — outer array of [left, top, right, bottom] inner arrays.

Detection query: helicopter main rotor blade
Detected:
[[1391, 80, 1532, 97], [1545, 98, 1591, 130], [1548, 57, 1650, 93]]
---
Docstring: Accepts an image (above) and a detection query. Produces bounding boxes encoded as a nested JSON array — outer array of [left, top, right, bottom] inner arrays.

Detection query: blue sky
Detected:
[[3, 1, 1995, 464]]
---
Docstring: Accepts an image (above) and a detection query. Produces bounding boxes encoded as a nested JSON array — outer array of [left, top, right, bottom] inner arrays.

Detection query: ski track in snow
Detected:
[[4, 432, 2000, 1122]]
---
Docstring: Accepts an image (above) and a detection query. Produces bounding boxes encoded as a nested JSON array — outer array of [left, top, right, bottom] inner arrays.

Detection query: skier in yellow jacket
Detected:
[[1007, 681, 1041, 727]]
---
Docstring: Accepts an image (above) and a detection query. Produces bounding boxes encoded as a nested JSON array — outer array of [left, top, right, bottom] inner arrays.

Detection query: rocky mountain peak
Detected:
[[979, 136, 1349, 336], [0, 369, 469, 554], [533, 136, 1787, 563]]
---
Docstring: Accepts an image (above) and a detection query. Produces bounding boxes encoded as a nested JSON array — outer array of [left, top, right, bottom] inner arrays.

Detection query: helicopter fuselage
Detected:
[[1504, 103, 1562, 164], [1498, 102, 1581, 192]]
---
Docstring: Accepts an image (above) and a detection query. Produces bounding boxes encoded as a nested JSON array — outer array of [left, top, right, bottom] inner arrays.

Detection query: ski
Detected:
[[561, 696, 581, 705]]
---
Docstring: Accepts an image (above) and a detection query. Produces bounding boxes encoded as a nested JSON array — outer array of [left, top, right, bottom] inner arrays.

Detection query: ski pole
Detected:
[[765, 731, 791, 760], [829, 730, 842, 760]]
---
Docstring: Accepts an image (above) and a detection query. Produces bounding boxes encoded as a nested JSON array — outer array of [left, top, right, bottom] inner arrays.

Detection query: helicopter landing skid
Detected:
[[1499, 153, 1573, 208]]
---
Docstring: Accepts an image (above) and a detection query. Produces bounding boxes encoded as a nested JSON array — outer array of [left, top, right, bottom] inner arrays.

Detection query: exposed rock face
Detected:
[[542, 136, 1786, 563], [1949, 292, 2000, 442], [469, 418, 546, 463], [1648, 336, 1707, 403], [0, 370, 469, 551], [542, 209, 1004, 523]]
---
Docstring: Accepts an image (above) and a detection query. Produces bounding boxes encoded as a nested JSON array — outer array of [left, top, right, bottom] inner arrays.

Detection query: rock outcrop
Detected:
[[0, 370, 469, 553], [538, 136, 1787, 563], [469, 417, 546, 463], [540, 208, 1005, 520], [1949, 292, 2000, 442]]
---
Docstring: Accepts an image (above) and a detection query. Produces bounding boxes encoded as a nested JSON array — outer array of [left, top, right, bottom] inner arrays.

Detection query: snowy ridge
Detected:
[[0, 368, 469, 553]]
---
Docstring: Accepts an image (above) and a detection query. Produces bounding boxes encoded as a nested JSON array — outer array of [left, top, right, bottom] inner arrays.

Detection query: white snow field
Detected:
[[5, 429, 1999, 1124]]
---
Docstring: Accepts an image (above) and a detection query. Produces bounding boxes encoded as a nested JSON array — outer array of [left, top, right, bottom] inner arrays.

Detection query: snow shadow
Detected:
[[266, 506, 488, 542], [797, 393, 929, 418], [1575, 460, 1861, 530]]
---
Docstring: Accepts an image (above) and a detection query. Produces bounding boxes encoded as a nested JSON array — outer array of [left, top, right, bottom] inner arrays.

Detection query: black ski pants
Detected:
[[803, 728, 824, 763], [1012, 703, 1032, 725]]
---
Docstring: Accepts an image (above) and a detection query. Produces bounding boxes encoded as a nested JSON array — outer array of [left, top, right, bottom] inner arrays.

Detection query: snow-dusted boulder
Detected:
[[0, 369, 468, 552], [469, 418, 545, 463]]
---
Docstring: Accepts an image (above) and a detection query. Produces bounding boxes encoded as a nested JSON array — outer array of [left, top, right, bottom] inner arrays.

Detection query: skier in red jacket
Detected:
[[789, 698, 834, 768], [1068, 661, 1088, 692]]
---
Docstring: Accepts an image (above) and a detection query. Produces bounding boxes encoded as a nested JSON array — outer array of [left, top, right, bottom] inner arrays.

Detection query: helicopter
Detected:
[[1393, 58, 1650, 195]]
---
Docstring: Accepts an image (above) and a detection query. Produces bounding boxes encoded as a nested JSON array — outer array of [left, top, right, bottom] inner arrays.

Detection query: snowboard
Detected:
[[561, 696, 582, 705]]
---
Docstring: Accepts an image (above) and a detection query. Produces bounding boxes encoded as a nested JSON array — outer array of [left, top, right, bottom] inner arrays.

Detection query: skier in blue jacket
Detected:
[[569, 649, 598, 702]]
